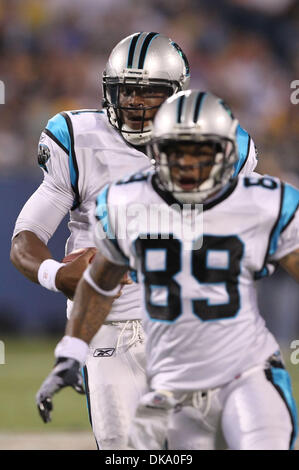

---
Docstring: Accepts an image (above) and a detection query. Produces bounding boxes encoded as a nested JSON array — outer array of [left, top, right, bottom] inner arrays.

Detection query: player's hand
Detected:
[[112, 272, 133, 300], [120, 272, 134, 287], [56, 248, 97, 299], [36, 357, 85, 423]]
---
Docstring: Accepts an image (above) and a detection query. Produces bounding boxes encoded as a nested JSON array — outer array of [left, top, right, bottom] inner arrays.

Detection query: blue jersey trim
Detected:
[[254, 182, 299, 279], [270, 367, 298, 449], [233, 125, 250, 176], [129, 270, 138, 283], [269, 183, 299, 257], [60, 112, 80, 210], [46, 113, 71, 153], [81, 367, 92, 425], [279, 183, 299, 233], [254, 266, 269, 280], [82, 366, 100, 449], [46, 112, 80, 210]]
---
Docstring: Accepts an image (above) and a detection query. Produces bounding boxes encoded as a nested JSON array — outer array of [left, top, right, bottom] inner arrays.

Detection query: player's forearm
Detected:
[[65, 277, 115, 343], [65, 253, 128, 343], [10, 231, 53, 283]]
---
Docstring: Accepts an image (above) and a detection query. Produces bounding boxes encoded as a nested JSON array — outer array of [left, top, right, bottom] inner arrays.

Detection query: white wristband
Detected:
[[54, 335, 89, 365], [38, 259, 65, 292], [83, 265, 121, 297]]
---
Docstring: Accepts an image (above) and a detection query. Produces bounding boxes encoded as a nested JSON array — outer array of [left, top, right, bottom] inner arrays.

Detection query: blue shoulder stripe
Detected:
[[45, 112, 80, 210], [45, 113, 71, 153], [269, 182, 299, 257], [96, 185, 129, 263], [233, 125, 250, 176], [255, 182, 299, 279], [60, 112, 81, 210], [280, 183, 299, 234]]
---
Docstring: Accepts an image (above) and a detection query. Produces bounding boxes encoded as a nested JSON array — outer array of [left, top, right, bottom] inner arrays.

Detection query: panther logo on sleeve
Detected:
[[38, 142, 51, 173]]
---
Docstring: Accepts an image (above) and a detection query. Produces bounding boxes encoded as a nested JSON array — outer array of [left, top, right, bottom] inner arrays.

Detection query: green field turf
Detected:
[[0, 336, 298, 434], [0, 336, 90, 432]]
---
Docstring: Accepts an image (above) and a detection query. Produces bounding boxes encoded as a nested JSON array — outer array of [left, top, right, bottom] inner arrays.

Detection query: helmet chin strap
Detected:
[[120, 122, 153, 146], [106, 106, 152, 146]]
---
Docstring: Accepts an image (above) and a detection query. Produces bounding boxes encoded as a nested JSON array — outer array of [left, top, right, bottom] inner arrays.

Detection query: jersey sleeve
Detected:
[[93, 185, 130, 266], [269, 183, 299, 261], [38, 127, 72, 193], [43, 112, 80, 209], [234, 125, 258, 176], [12, 118, 74, 244]]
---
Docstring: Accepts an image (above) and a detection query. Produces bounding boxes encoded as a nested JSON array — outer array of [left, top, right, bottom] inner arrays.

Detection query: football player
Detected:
[[10, 32, 190, 450], [38, 90, 299, 450], [11, 32, 257, 448]]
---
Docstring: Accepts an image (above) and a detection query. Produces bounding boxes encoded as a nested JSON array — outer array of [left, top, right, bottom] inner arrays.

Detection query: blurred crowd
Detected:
[[0, 0, 298, 183], [0, 0, 298, 338]]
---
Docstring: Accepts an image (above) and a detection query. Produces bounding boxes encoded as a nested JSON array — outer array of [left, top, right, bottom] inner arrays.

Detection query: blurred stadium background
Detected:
[[0, 0, 298, 450]]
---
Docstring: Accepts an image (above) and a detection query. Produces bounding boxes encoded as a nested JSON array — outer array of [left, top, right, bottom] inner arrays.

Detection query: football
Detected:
[[62, 247, 96, 264]]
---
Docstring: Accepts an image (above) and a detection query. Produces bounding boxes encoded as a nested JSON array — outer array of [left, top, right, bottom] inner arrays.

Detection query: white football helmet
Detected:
[[102, 32, 190, 146], [148, 90, 240, 203]]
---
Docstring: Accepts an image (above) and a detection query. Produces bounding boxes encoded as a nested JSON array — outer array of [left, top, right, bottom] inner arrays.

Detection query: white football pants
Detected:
[[129, 359, 297, 450], [83, 320, 147, 450]]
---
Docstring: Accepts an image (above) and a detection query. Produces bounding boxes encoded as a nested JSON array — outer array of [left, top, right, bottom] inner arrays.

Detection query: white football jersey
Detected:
[[13, 110, 151, 320], [12, 110, 257, 321], [93, 171, 299, 390]]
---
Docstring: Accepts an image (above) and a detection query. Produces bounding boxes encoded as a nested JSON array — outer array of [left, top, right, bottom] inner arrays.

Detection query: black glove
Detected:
[[36, 357, 85, 423]]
